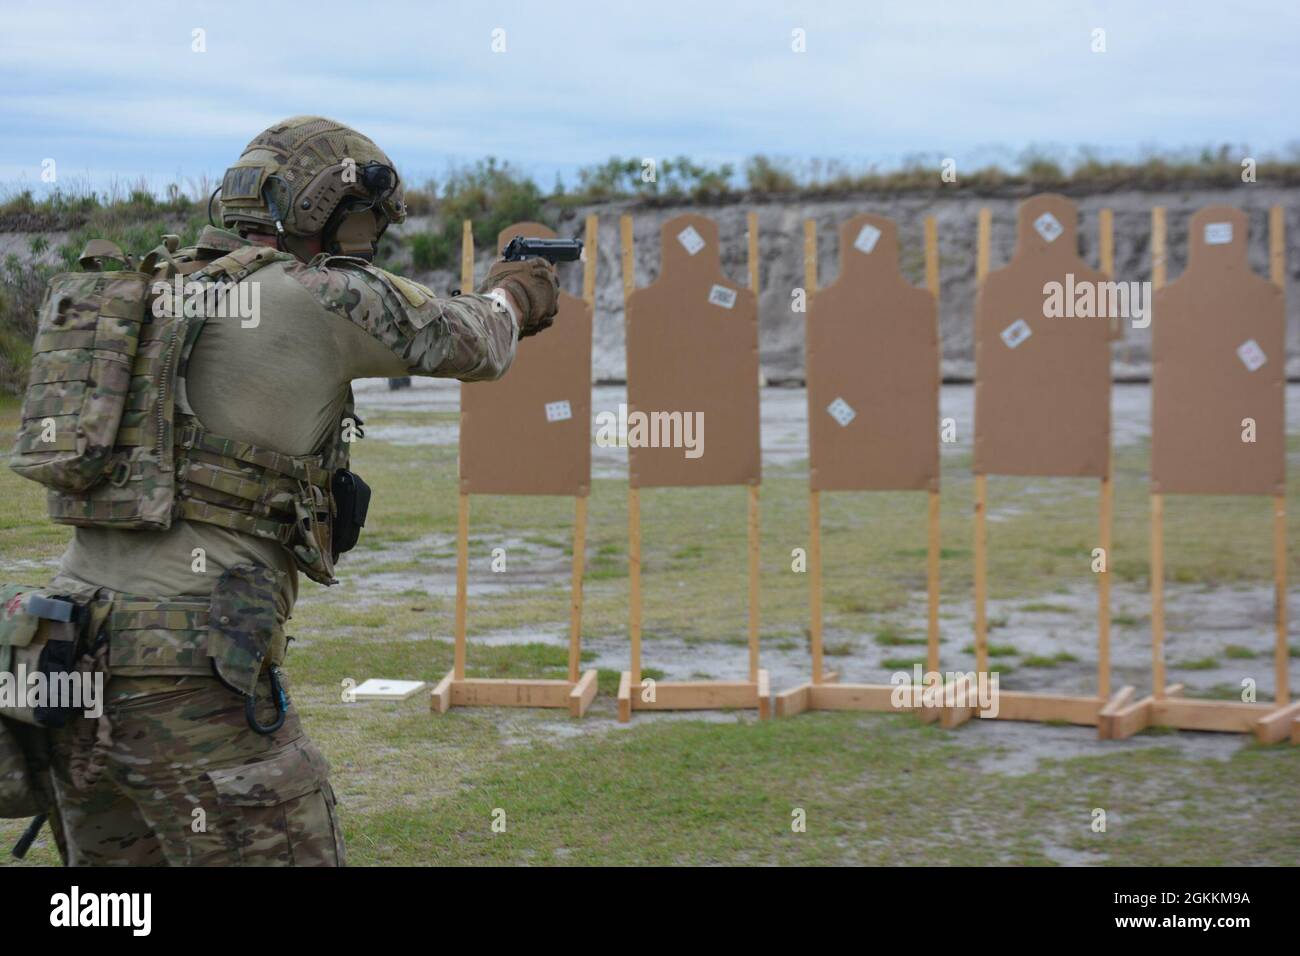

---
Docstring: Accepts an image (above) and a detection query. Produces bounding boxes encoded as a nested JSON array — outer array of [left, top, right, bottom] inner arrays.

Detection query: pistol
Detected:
[[502, 236, 583, 264]]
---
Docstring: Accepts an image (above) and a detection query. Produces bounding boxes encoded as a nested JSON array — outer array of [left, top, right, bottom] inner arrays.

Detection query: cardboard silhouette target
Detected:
[[459, 222, 593, 497], [1101, 204, 1297, 743], [777, 213, 944, 718], [432, 218, 599, 718], [1151, 207, 1285, 497], [935, 195, 1118, 732], [974, 194, 1113, 478], [625, 214, 761, 488], [806, 214, 939, 492], [618, 212, 768, 721]]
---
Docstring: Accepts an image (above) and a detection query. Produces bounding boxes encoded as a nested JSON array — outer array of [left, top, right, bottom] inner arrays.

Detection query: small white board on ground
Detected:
[[353, 679, 427, 701]]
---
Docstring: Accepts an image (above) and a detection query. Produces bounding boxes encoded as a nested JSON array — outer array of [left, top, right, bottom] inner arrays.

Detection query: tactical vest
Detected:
[[9, 228, 357, 586]]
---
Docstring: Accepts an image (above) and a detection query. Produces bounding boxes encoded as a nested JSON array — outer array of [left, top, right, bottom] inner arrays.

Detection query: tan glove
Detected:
[[476, 259, 560, 338]]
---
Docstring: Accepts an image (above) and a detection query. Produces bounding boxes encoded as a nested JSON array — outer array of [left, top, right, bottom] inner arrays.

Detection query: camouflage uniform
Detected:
[[7, 117, 521, 866]]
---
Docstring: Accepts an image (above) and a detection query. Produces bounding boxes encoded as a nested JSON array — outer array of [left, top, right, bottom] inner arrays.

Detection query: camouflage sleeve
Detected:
[[287, 258, 517, 381]]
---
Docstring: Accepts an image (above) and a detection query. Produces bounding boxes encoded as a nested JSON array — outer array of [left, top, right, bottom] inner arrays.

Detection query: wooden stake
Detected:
[[460, 219, 474, 291], [1275, 495, 1289, 707], [1151, 207, 1167, 290], [583, 214, 598, 307], [927, 488, 941, 674], [453, 493, 469, 681], [747, 210, 759, 293], [569, 495, 587, 684], [1151, 493, 1165, 700], [809, 489, 823, 684], [973, 474, 988, 676], [924, 215, 941, 676], [621, 214, 641, 688], [748, 484, 761, 683], [1271, 205, 1289, 707], [976, 208, 991, 283], [1098, 475, 1113, 698]]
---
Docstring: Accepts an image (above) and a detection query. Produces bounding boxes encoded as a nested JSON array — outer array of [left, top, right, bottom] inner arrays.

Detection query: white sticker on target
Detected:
[[1205, 222, 1233, 245], [1001, 318, 1032, 349], [1237, 339, 1266, 372], [853, 223, 882, 255], [677, 225, 705, 255], [1033, 212, 1063, 243], [707, 284, 737, 309], [827, 397, 856, 427], [544, 400, 573, 422]]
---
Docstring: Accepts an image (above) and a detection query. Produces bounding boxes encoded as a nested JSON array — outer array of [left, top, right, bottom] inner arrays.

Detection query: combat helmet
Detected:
[[217, 115, 406, 260]]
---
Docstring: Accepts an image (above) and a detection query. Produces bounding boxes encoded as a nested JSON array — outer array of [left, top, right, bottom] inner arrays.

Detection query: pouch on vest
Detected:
[[8, 271, 151, 492], [207, 565, 280, 698], [0, 584, 90, 729], [330, 469, 371, 561]]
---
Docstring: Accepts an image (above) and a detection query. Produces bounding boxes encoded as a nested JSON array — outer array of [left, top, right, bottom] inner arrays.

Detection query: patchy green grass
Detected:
[[2, 398, 1299, 866]]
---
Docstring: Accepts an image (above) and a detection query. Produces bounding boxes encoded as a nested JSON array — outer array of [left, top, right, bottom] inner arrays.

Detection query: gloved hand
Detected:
[[476, 258, 560, 338]]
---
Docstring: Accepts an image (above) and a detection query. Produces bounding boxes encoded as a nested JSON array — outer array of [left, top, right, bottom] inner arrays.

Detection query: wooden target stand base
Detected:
[[431, 217, 600, 718], [616, 212, 769, 722], [776, 216, 944, 719], [920, 204, 1117, 730], [1100, 206, 1295, 743]]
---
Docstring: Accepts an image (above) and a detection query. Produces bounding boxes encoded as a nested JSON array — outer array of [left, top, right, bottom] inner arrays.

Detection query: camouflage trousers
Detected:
[[48, 671, 345, 866]]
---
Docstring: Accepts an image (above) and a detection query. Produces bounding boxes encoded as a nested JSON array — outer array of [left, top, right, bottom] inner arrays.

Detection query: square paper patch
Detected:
[[708, 284, 737, 309], [853, 223, 882, 255], [827, 397, 856, 427], [1033, 212, 1063, 243], [544, 400, 573, 422], [1237, 339, 1266, 372], [1001, 318, 1032, 349], [677, 225, 705, 255], [1205, 222, 1233, 245]]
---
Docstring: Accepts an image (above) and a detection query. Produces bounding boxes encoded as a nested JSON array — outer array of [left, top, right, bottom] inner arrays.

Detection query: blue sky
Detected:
[[1, 0, 1296, 196]]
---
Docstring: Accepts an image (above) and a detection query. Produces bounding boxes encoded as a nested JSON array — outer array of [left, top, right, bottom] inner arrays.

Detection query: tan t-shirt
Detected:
[[57, 251, 517, 619]]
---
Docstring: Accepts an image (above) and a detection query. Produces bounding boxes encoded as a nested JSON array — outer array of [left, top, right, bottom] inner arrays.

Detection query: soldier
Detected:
[[6, 116, 558, 865]]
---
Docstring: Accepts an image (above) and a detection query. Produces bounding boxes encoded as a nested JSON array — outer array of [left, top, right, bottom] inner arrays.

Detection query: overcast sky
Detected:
[[1, 0, 1296, 195]]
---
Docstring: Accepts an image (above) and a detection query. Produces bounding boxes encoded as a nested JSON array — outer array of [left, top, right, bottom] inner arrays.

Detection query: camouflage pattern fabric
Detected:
[[49, 673, 342, 866], [9, 271, 149, 492], [0, 717, 41, 818], [207, 564, 279, 697], [288, 257, 517, 381]]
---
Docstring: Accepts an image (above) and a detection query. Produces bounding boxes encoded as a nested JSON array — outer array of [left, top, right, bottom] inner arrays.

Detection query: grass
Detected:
[[1, 395, 1298, 866]]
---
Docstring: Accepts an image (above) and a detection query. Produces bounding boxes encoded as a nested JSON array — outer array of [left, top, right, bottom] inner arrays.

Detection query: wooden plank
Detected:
[[460, 219, 474, 290], [808, 683, 907, 712], [617, 670, 632, 723], [775, 682, 810, 717], [631, 680, 760, 711], [449, 678, 574, 709], [1096, 684, 1136, 739], [757, 668, 771, 720], [1274, 495, 1289, 706], [927, 488, 941, 674], [1151, 493, 1165, 699], [973, 474, 988, 674], [989, 692, 1103, 726], [1152, 207, 1167, 290], [1152, 698, 1275, 734], [453, 493, 469, 681], [568, 495, 587, 683], [1270, 204, 1285, 288], [1098, 474, 1113, 698], [569, 668, 599, 718], [430, 668, 454, 714], [924, 215, 940, 300], [748, 484, 761, 683], [1101, 694, 1153, 740], [976, 207, 991, 283], [809, 489, 823, 684], [582, 213, 598, 307], [628, 488, 641, 686], [1254, 700, 1300, 744]]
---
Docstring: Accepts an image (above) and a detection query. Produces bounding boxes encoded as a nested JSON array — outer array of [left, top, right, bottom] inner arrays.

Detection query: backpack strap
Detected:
[[77, 239, 134, 272]]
